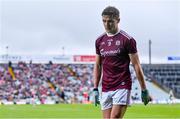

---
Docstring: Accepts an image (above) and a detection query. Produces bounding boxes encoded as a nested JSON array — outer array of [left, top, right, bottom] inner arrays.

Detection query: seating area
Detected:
[[0, 62, 94, 104], [0, 62, 179, 104], [142, 64, 180, 98]]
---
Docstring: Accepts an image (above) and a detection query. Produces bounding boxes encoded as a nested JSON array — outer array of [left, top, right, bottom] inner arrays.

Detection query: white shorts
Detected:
[[100, 89, 131, 110]]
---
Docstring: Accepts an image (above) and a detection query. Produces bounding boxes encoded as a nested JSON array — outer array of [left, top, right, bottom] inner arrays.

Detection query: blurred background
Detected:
[[0, 0, 180, 106]]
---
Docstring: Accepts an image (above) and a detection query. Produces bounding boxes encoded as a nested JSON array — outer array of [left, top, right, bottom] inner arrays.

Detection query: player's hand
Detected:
[[93, 88, 100, 106], [141, 89, 151, 105]]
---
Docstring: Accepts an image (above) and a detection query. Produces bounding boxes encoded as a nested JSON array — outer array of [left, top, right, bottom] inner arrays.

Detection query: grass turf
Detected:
[[0, 104, 180, 119]]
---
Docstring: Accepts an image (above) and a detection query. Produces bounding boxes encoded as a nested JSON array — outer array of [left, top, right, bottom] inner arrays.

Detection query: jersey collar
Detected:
[[106, 29, 120, 37]]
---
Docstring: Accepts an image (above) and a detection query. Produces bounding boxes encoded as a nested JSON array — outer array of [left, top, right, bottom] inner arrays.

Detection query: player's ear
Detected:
[[117, 18, 120, 23], [115, 17, 120, 23]]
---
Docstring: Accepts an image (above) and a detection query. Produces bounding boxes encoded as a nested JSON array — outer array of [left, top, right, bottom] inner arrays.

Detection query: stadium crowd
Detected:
[[0, 61, 94, 104], [0, 61, 179, 105]]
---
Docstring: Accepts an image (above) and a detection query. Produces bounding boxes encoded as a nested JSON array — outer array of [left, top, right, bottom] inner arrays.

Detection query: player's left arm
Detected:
[[129, 53, 151, 105], [129, 53, 146, 90]]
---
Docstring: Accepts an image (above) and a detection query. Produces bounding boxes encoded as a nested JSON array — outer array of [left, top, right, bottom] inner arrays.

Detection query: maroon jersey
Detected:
[[95, 30, 137, 92]]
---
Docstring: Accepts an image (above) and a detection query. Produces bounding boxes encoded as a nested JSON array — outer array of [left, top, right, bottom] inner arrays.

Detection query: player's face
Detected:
[[102, 15, 119, 34]]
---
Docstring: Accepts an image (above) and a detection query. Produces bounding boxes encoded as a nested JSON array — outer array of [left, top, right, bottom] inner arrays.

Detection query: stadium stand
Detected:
[[130, 66, 170, 104], [142, 64, 180, 99], [0, 61, 179, 105], [0, 62, 94, 104]]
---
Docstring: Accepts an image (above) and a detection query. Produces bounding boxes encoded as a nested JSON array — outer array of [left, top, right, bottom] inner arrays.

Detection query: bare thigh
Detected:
[[102, 108, 112, 119], [110, 105, 127, 119]]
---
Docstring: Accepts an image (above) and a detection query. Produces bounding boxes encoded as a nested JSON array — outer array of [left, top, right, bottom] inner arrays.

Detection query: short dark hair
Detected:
[[102, 6, 120, 18]]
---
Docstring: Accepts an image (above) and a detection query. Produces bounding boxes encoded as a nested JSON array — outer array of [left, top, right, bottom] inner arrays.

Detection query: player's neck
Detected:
[[106, 29, 120, 37]]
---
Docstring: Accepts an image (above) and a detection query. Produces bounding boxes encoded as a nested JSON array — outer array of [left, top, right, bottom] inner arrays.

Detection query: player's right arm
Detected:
[[93, 54, 101, 106], [93, 54, 102, 89]]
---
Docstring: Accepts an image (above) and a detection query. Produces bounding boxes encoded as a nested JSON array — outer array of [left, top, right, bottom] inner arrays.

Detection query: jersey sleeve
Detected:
[[126, 38, 137, 54]]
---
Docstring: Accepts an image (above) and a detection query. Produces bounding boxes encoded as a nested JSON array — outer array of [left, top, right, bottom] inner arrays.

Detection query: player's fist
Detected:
[[93, 88, 100, 106], [141, 89, 151, 105]]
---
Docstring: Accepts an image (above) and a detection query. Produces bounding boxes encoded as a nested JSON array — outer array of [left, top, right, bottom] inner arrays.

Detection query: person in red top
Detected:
[[93, 6, 151, 119]]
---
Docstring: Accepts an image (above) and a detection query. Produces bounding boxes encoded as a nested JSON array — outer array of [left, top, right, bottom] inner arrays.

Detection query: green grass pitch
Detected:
[[0, 104, 180, 119]]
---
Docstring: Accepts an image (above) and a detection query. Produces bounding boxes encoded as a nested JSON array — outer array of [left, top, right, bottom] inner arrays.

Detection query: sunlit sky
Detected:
[[0, 0, 179, 63]]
